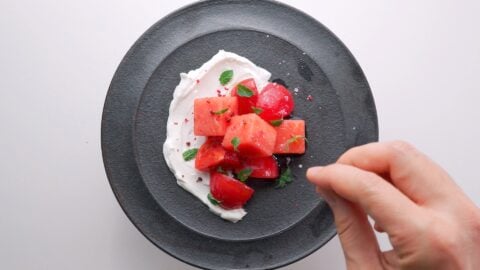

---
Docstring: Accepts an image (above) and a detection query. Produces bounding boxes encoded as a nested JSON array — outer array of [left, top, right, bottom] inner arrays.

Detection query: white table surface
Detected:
[[1, 0, 479, 269]]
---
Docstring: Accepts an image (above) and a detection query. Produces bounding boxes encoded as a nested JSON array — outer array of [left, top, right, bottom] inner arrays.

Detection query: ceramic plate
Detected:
[[102, 0, 378, 269]]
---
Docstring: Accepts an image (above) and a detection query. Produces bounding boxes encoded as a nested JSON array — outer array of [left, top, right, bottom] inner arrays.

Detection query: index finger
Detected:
[[337, 141, 461, 204], [307, 164, 425, 237]]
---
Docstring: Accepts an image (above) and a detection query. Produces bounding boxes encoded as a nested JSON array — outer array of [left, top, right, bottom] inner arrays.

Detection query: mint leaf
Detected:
[[208, 193, 221, 206], [284, 135, 306, 151], [275, 167, 293, 188], [251, 106, 263, 115], [237, 168, 252, 182], [236, 84, 254, 97], [231, 137, 240, 152], [270, 119, 283, 127], [286, 135, 305, 145], [219, 70, 233, 85], [214, 108, 229, 115], [182, 148, 198, 161]]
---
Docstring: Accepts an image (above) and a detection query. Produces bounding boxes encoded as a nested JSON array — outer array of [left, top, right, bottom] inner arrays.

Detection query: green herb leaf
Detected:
[[182, 148, 198, 161], [237, 168, 252, 182], [251, 106, 263, 115], [236, 84, 254, 97], [208, 193, 221, 206], [213, 108, 229, 115], [284, 135, 306, 151], [286, 135, 306, 145], [270, 119, 283, 127], [219, 70, 233, 85], [231, 137, 240, 152], [275, 167, 293, 188]]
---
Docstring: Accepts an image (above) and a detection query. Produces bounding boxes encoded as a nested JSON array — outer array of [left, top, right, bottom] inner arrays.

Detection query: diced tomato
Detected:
[[195, 137, 225, 171], [195, 137, 242, 171], [256, 83, 294, 121], [222, 113, 277, 158], [230, 78, 258, 114], [194, 97, 238, 136], [219, 151, 242, 169], [236, 156, 279, 179], [274, 120, 306, 154], [210, 172, 254, 209]]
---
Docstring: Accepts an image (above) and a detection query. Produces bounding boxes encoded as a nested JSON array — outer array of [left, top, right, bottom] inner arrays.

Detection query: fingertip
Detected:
[[306, 166, 324, 182]]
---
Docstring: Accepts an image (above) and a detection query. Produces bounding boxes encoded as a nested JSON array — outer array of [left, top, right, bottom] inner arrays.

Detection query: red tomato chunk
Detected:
[[195, 137, 241, 171], [210, 172, 254, 209], [230, 78, 259, 115], [236, 156, 279, 179], [256, 83, 294, 121]]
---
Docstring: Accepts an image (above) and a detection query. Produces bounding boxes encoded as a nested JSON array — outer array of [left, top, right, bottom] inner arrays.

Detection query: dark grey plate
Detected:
[[102, 0, 378, 269]]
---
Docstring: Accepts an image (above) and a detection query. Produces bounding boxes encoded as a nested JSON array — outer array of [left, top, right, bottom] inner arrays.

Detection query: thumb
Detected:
[[309, 168, 383, 269]]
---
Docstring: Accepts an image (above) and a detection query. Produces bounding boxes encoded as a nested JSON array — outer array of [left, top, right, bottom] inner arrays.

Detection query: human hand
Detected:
[[307, 141, 480, 270]]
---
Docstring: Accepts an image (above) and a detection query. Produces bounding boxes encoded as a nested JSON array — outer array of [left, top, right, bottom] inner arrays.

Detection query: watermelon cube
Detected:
[[194, 97, 238, 136], [222, 113, 277, 158], [273, 120, 306, 154]]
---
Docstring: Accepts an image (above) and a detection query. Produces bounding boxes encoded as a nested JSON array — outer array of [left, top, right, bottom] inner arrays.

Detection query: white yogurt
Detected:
[[163, 50, 271, 222]]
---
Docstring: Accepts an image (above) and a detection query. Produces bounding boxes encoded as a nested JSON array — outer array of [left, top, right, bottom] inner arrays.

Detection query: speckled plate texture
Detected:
[[101, 0, 378, 269]]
